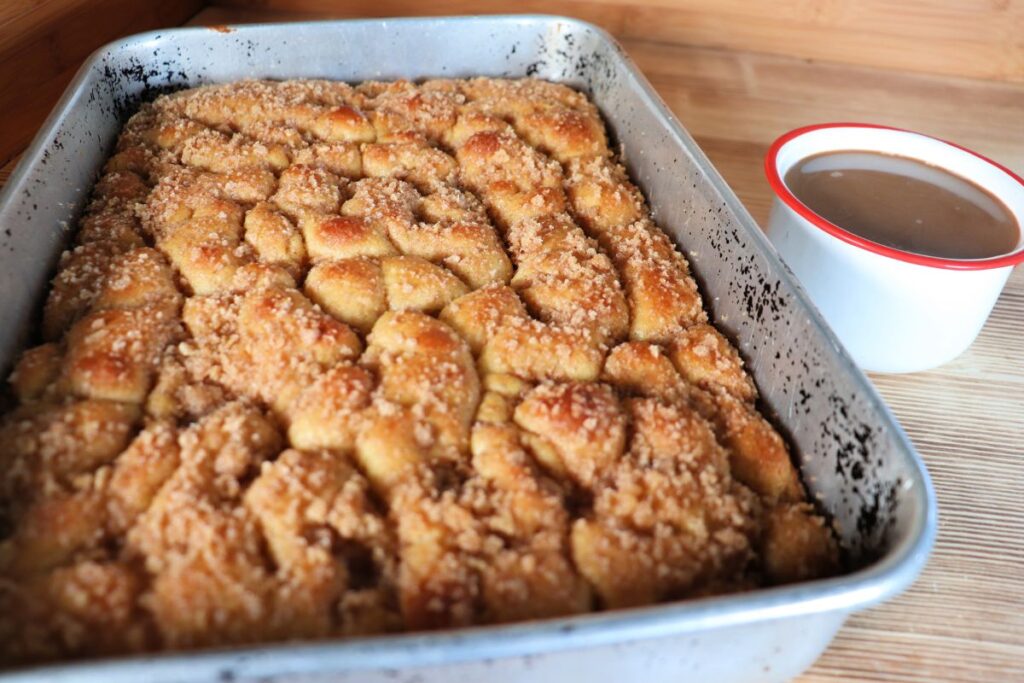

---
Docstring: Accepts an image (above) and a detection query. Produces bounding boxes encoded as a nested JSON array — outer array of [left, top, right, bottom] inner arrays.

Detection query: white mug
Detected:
[[764, 123, 1024, 373]]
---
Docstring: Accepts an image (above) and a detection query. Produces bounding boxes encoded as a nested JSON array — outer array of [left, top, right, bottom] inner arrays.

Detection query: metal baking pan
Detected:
[[0, 15, 936, 683]]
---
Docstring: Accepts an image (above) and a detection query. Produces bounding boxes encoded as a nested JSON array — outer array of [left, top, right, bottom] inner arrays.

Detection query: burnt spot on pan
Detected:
[[525, 22, 621, 99], [96, 53, 194, 123], [525, 60, 546, 77], [816, 390, 901, 559]]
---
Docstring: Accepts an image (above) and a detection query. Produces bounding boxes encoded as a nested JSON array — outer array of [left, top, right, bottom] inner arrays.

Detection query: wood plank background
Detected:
[[1, 1, 1023, 681], [0, 0, 203, 164], [216, 0, 1024, 83]]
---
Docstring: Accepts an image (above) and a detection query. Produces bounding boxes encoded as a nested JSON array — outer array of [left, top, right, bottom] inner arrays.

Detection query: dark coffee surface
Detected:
[[784, 151, 1020, 259]]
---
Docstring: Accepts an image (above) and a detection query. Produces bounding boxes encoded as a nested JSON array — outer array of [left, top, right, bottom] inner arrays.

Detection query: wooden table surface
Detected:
[[3, 6, 1023, 681]]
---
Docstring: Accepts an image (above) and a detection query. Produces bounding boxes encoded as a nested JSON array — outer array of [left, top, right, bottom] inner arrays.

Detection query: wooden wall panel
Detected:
[[0, 0, 204, 165], [212, 0, 1024, 84]]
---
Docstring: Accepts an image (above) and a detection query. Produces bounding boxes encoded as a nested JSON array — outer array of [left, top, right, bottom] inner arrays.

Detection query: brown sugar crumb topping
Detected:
[[0, 77, 837, 666]]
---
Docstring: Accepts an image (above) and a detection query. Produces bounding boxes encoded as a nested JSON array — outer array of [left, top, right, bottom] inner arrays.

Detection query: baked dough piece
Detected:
[[244, 448, 399, 637], [390, 422, 589, 629], [571, 398, 759, 608], [0, 77, 837, 666]]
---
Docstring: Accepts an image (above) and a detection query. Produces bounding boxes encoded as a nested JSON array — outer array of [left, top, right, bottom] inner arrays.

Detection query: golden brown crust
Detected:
[[514, 382, 626, 488], [571, 398, 759, 608], [0, 77, 836, 665], [761, 503, 840, 584]]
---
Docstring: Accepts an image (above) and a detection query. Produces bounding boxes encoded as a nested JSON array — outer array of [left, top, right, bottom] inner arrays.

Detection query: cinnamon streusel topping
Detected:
[[0, 78, 837, 665]]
